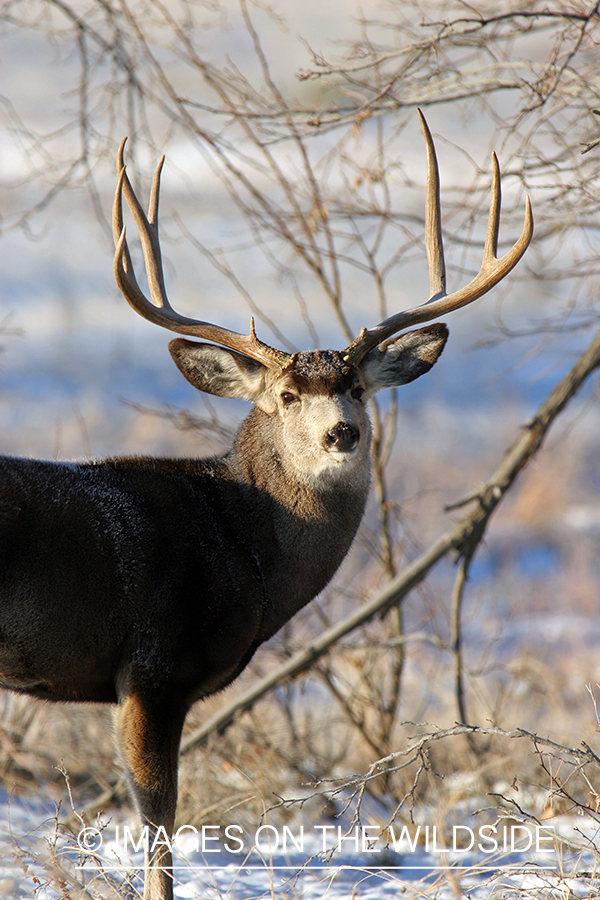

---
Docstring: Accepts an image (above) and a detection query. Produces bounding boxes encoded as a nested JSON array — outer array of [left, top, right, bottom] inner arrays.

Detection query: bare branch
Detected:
[[181, 322, 600, 754]]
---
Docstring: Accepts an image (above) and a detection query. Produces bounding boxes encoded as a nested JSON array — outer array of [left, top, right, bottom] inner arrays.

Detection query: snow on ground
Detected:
[[1, 789, 598, 899]]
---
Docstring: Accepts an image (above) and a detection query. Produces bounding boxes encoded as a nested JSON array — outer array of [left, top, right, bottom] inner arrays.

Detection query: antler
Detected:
[[113, 139, 292, 370], [343, 110, 533, 365]]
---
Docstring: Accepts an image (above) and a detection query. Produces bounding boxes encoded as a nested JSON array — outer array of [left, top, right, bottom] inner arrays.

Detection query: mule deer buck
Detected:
[[0, 112, 531, 899]]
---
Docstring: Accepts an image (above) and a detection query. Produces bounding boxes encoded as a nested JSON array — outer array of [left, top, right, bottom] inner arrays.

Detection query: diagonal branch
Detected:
[[180, 323, 600, 756]]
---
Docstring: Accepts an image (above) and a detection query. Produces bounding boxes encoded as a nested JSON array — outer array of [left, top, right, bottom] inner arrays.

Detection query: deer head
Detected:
[[112, 115, 532, 489]]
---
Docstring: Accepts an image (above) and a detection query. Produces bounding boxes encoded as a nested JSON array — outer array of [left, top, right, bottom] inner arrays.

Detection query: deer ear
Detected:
[[169, 338, 268, 401], [360, 323, 448, 395]]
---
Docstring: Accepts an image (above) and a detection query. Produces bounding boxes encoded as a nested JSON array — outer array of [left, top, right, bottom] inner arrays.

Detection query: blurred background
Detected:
[[1, 1, 600, 896]]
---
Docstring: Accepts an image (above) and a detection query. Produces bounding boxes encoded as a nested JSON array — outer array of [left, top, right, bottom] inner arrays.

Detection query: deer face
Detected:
[[269, 350, 370, 481], [169, 323, 448, 484]]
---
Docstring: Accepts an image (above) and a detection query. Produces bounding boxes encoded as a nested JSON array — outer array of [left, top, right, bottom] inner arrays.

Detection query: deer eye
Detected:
[[351, 386, 365, 402], [281, 391, 297, 406]]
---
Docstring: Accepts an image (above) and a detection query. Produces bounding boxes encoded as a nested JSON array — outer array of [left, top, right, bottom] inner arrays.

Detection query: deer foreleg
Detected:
[[114, 692, 186, 900]]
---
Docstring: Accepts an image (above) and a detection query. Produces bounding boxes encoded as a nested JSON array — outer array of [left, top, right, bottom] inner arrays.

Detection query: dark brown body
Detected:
[[0, 419, 366, 710]]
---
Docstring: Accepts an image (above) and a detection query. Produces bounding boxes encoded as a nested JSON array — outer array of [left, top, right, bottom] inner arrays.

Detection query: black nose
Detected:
[[325, 422, 360, 452]]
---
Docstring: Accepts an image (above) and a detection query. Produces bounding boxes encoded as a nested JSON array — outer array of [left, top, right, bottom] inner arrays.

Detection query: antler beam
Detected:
[[343, 110, 533, 365], [112, 139, 292, 371]]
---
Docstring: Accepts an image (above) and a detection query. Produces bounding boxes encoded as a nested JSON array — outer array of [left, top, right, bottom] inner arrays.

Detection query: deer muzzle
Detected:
[[324, 422, 360, 453]]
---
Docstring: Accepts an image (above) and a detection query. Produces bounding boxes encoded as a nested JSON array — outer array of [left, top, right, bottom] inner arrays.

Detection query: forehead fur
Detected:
[[279, 350, 357, 395]]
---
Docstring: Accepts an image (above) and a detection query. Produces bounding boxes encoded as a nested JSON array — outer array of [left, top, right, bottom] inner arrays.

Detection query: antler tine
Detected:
[[343, 111, 533, 365], [113, 138, 292, 370], [420, 109, 446, 300]]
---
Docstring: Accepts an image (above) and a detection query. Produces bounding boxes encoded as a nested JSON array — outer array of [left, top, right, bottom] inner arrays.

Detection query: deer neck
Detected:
[[226, 408, 370, 640]]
